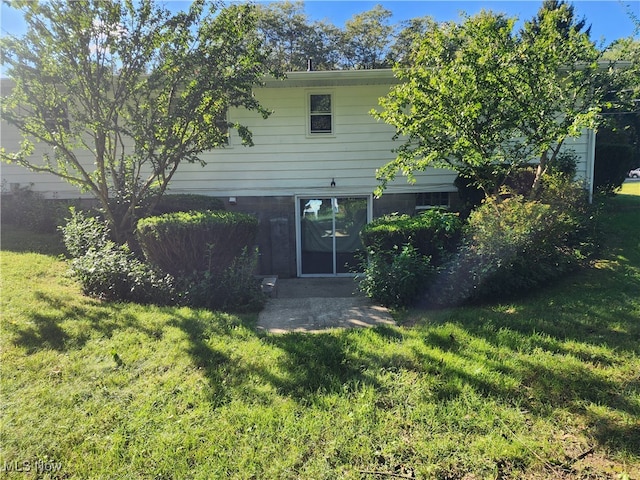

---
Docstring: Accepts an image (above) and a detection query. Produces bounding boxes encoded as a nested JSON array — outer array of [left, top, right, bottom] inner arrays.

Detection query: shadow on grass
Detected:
[[9, 292, 163, 353], [169, 311, 236, 408], [0, 226, 66, 257], [403, 213, 640, 456], [259, 332, 377, 399]]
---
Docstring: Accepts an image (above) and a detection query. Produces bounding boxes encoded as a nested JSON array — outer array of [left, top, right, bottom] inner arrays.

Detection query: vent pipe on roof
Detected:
[[307, 58, 313, 71]]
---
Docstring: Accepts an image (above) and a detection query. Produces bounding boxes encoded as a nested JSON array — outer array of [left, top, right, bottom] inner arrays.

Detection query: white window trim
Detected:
[[306, 90, 335, 138]]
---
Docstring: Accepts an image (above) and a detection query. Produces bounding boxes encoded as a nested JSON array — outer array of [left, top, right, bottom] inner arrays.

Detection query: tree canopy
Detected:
[[1, 0, 276, 242], [373, 1, 606, 197], [253, 1, 426, 71]]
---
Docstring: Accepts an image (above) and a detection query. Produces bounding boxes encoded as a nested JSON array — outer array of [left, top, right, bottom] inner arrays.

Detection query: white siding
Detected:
[[168, 82, 457, 197]]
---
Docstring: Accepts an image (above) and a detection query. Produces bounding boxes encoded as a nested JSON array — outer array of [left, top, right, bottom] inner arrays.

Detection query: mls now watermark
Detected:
[[1, 459, 63, 474]]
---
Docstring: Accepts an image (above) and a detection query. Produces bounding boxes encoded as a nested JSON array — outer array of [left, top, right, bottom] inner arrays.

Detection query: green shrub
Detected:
[[182, 248, 266, 312], [69, 243, 176, 304], [1, 186, 73, 233], [357, 244, 433, 309], [61, 208, 176, 304], [136, 210, 259, 277], [360, 209, 462, 267], [538, 173, 600, 259], [434, 193, 594, 306], [149, 194, 225, 215], [60, 207, 111, 258]]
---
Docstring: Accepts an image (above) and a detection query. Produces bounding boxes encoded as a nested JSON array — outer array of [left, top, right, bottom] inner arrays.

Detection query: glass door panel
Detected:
[[298, 196, 368, 276], [334, 197, 367, 274]]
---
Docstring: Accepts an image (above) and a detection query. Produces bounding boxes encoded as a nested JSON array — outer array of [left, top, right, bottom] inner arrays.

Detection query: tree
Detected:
[[387, 16, 438, 66], [600, 37, 640, 173], [255, 1, 341, 71], [373, 2, 604, 198], [518, 0, 602, 194], [1, 0, 275, 243], [341, 5, 394, 70]]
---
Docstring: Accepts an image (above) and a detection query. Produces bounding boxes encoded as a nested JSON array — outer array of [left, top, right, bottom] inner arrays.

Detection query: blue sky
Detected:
[[301, 1, 638, 47], [1, 1, 638, 47]]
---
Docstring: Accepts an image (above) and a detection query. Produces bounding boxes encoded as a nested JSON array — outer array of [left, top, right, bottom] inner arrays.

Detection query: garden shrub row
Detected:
[[60, 204, 265, 312], [358, 175, 598, 309], [1, 186, 75, 233]]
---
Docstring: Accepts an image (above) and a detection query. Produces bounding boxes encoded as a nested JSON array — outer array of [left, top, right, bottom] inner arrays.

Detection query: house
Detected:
[[0, 69, 597, 277]]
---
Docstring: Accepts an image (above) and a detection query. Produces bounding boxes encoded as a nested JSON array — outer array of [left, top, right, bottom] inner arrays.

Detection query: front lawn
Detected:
[[1, 191, 639, 479]]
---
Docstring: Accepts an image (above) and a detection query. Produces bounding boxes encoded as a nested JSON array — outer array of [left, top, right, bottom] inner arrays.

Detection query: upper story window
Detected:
[[309, 93, 333, 135]]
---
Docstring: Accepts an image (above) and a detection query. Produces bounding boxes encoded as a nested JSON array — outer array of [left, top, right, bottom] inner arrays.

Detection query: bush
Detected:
[[357, 244, 433, 309], [60, 207, 111, 258], [434, 192, 595, 306], [136, 210, 259, 277], [360, 209, 462, 268], [1, 185, 73, 233], [60, 209, 176, 304], [69, 243, 177, 304], [149, 194, 225, 215], [182, 248, 266, 312]]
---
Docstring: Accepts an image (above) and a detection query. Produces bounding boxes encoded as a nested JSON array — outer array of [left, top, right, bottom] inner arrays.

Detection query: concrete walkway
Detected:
[[257, 278, 396, 334]]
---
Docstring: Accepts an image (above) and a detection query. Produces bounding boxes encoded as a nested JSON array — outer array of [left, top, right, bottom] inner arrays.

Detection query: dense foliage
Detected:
[[373, 1, 604, 197], [60, 209, 176, 304], [0, 185, 72, 233], [182, 247, 265, 313], [358, 244, 433, 309], [358, 209, 462, 308], [432, 179, 597, 306], [1, 0, 275, 243], [136, 210, 265, 312], [60, 208, 265, 311], [136, 210, 258, 277], [360, 209, 462, 266], [253, 1, 430, 71], [359, 172, 597, 309]]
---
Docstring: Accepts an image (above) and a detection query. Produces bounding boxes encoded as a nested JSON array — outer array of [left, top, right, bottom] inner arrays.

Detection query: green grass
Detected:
[[1, 190, 639, 479]]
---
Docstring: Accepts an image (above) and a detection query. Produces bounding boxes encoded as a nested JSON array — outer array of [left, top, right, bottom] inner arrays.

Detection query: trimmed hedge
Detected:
[[360, 209, 462, 267], [149, 194, 225, 215], [136, 210, 258, 277]]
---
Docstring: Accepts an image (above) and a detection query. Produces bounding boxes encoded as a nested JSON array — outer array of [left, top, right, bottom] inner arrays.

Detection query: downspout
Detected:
[[587, 127, 597, 204]]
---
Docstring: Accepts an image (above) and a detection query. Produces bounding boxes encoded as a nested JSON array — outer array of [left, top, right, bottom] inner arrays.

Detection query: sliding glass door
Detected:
[[297, 196, 369, 276]]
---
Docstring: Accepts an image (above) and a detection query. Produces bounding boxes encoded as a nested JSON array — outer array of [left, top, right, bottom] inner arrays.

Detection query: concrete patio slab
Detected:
[[257, 278, 396, 334]]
